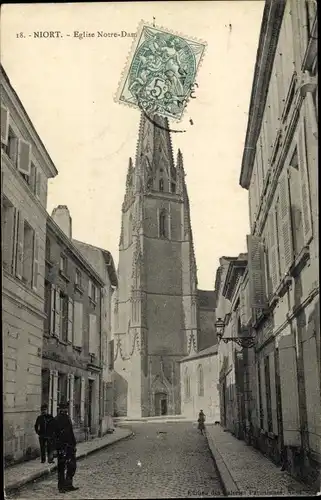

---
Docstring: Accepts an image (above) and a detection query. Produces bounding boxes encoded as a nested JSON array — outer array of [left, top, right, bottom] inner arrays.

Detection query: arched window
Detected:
[[197, 364, 204, 397], [159, 210, 166, 238], [184, 368, 190, 399], [159, 178, 164, 192]]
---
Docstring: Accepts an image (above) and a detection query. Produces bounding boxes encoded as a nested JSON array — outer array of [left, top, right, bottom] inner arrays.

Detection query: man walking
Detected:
[[34, 404, 54, 464], [52, 400, 79, 493]]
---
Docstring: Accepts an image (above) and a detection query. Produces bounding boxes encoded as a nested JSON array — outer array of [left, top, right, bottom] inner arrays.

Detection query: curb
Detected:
[[5, 430, 134, 495], [205, 431, 239, 497]]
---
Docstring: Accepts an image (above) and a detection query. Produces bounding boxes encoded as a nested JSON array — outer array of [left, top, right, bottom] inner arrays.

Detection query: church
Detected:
[[112, 113, 218, 419]]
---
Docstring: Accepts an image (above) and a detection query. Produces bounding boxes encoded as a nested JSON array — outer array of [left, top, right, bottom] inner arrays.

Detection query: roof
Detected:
[[198, 290, 216, 309], [46, 216, 105, 287], [179, 344, 218, 363], [1, 65, 58, 178], [73, 239, 118, 287], [239, 0, 285, 189]]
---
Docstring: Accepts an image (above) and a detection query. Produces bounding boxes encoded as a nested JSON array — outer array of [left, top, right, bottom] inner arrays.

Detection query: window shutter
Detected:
[[11, 207, 18, 274], [80, 376, 85, 423], [249, 173, 257, 230], [54, 287, 61, 337], [17, 139, 31, 176], [239, 282, 246, 327], [278, 169, 294, 275], [68, 374, 74, 422], [32, 233, 39, 290], [297, 115, 313, 245], [68, 297, 74, 343], [247, 235, 267, 310], [278, 330, 301, 446], [52, 370, 58, 416], [269, 352, 278, 435], [15, 212, 24, 279], [268, 208, 280, 293], [50, 284, 56, 334], [1, 105, 9, 144], [88, 279, 92, 299], [73, 301, 83, 347], [89, 313, 97, 355], [35, 169, 41, 199]]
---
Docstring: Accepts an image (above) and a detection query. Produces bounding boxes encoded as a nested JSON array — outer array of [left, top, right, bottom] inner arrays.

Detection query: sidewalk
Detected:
[[5, 426, 133, 494], [206, 425, 315, 497]]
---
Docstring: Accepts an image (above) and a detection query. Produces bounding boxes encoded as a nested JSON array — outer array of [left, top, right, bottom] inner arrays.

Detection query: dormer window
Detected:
[[159, 179, 164, 192]]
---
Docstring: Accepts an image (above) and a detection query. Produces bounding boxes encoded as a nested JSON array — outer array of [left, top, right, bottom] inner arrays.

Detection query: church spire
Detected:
[[134, 112, 175, 193]]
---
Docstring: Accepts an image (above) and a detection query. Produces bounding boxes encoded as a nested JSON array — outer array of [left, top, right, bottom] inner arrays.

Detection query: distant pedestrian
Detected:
[[34, 403, 54, 464], [52, 400, 79, 493], [197, 409, 206, 435]]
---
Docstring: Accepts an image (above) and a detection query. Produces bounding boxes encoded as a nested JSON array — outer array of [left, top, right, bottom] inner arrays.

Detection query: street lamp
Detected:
[[215, 317, 256, 349]]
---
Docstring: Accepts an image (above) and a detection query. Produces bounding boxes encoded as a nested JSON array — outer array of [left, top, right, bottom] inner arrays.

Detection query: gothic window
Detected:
[[159, 210, 166, 238], [159, 178, 164, 192], [197, 364, 204, 397], [184, 368, 190, 399]]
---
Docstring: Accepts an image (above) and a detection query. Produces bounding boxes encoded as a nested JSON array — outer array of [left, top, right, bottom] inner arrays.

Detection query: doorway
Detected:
[[87, 379, 94, 431], [155, 392, 168, 416]]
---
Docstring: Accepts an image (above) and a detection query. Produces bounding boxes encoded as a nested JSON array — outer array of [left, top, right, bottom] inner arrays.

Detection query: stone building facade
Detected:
[[43, 206, 105, 441], [1, 65, 58, 464], [73, 238, 118, 435], [113, 113, 198, 418], [238, 0, 319, 487]]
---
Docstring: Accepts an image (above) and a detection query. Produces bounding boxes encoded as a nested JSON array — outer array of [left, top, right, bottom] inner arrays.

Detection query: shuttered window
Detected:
[[68, 298, 74, 343], [297, 114, 313, 245], [268, 203, 280, 293], [278, 169, 294, 275], [73, 301, 83, 348], [2, 197, 16, 273], [54, 286, 61, 338], [278, 328, 301, 446], [17, 139, 31, 176], [1, 105, 9, 144], [89, 313, 98, 356], [32, 233, 39, 291], [247, 235, 267, 311]]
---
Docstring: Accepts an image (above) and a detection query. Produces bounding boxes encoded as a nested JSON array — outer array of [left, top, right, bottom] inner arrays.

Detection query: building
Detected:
[[237, 0, 319, 486], [43, 206, 105, 441], [1, 66, 58, 464], [179, 289, 220, 423], [73, 238, 118, 434], [113, 113, 198, 418]]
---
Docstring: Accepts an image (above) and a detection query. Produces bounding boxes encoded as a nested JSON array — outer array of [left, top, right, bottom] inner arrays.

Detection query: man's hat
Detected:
[[41, 404, 48, 410], [58, 401, 69, 410]]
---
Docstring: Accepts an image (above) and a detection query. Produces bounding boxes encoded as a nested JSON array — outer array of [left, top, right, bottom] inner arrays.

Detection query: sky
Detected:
[[1, 1, 264, 290]]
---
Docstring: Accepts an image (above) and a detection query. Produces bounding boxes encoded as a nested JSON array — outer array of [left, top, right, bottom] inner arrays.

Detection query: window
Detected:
[[274, 198, 282, 278], [184, 369, 190, 399], [22, 221, 34, 286], [3, 127, 18, 165], [75, 269, 82, 287], [57, 373, 68, 406], [159, 178, 164, 192], [197, 364, 204, 397], [289, 149, 304, 256], [60, 292, 69, 342], [89, 280, 97, 303], [159, 210, 166, 238], [30, 163, 37, 194], [171, 182, 176, 193], [60, 254, 67, 274], [2, 196, 15, 272]]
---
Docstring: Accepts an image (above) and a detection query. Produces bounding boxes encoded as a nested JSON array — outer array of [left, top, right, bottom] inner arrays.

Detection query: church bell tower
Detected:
[[113, 113, 198, 418]]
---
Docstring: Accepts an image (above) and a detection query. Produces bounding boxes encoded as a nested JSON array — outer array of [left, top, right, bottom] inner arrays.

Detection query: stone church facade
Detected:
[[113, 113, 198, 418]]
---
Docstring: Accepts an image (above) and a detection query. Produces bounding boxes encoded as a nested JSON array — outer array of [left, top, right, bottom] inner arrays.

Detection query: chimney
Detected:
[[51, 205, 72, 239]]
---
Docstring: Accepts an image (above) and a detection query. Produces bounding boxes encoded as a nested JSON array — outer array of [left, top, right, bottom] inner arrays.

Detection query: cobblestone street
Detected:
[[8, 423, 223, 499]]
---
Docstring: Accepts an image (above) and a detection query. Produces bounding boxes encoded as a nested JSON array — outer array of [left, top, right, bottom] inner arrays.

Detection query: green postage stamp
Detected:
[[116, 21, 206, 120]]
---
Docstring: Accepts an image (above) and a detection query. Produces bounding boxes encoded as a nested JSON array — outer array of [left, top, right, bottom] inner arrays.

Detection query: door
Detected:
[[161, 398, 167, 415], [155, 392, 167, 416]]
